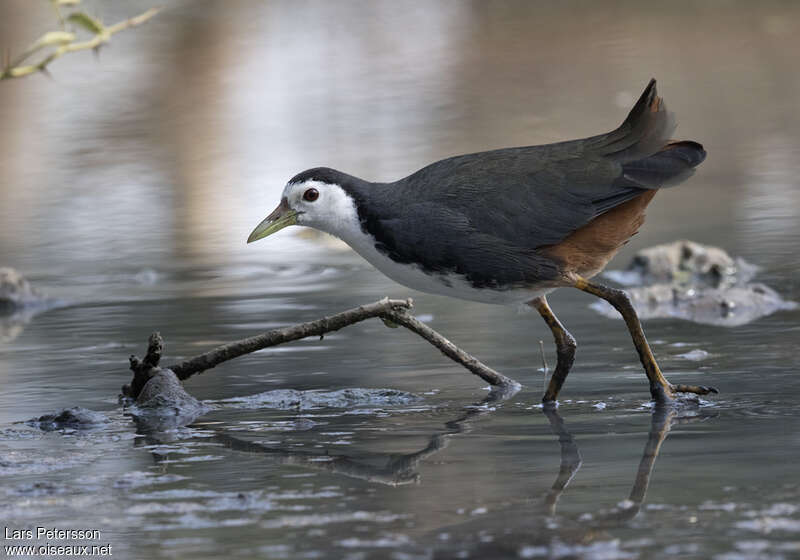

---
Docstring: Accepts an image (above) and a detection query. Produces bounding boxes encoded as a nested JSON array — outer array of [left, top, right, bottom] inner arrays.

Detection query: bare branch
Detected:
[[168, 298, 415, 380], [380, 308, 518, 388]]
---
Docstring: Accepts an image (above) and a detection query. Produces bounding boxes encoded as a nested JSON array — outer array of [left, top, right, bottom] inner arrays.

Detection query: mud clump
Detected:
[[121, 333, 210, 432], [26, 407, 109, 431], [595, 240, 796, 326], [127, 368, 210, 433]]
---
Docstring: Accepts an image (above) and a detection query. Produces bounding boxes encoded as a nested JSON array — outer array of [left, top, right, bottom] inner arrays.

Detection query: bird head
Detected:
[[247, 167, 362, 244]]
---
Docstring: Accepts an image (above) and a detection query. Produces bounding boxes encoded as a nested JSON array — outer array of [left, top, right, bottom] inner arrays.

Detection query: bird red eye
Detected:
[[303, 188, 319, 202]]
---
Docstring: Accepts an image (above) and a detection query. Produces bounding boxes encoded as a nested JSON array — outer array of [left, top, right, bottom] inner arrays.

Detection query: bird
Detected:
[[247, 79, 718, 403]]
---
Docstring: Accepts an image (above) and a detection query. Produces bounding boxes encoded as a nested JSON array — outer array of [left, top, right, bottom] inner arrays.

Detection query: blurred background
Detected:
[[2, 1, 799, 281], [1, 2, 799, 559]]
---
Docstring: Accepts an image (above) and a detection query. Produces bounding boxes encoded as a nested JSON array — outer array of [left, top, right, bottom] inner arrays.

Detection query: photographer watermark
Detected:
[[4, 527, 111, 557]]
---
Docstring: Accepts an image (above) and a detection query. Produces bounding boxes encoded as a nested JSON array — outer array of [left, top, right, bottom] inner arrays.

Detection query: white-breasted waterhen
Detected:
[[248, 79, 717, 404]]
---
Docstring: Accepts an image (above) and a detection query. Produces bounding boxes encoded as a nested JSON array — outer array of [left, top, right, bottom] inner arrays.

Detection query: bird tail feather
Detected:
[[620, 140, 707, 188], [596, 78, 676, 163], [597, 79, 706, 189]]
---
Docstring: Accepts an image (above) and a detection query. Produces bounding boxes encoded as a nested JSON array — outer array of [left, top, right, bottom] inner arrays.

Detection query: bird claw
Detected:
[[671, 384, 719, 396]]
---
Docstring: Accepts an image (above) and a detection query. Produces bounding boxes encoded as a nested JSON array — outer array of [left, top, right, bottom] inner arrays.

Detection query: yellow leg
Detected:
[[574, 276, 717, 402], [529, 296, 576, 403]]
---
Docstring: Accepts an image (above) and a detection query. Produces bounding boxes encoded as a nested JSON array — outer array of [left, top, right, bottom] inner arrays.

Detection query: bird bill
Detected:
[[247, 199, 298, 243]]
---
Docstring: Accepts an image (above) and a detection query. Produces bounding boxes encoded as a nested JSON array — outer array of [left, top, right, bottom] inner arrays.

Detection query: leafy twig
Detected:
[[1, 5, 160, 80]]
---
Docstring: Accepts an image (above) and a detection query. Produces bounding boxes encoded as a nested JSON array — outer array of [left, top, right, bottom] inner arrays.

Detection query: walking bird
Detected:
[[248, 79, 717, 403]]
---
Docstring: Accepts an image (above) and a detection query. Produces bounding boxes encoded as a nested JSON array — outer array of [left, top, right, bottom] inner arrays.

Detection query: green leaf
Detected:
[[67, 12, 105, 35], [54, 0, 81, 6], [36, 31, 76, 48]]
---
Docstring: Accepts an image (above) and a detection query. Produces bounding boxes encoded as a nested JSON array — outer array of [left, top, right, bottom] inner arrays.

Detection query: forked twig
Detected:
[[126, 298, 519, 400]]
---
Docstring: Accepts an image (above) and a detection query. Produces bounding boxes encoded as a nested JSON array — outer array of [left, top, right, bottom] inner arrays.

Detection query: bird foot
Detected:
[[670, 384, 719, 396], [650, 382, 718, 405]]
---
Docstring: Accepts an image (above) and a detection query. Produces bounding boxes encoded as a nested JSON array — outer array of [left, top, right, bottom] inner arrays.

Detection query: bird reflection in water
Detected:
[[542, 403, 692, 524], [438, 401, 717, 555], [134, 388, 715, 551]]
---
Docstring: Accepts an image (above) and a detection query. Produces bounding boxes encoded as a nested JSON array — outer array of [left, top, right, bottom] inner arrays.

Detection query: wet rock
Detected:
[[121, 334, 209, 432], [26, 407, 109, 431], [0, 267, 64, 342], [595, 241, 796, 326], [0, 267, 44, 313], [136, 368, 194, 407], [605, 240, 758, 289], [593, 282, 796, 327], [128, 368, 210, 432]]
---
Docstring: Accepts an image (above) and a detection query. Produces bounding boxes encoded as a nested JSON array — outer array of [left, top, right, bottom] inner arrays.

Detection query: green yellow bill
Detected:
[[247, 199, 298, 243]]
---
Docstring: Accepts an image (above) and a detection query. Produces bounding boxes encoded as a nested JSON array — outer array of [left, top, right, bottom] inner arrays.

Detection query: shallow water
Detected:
[[1, 2, 800, 559]]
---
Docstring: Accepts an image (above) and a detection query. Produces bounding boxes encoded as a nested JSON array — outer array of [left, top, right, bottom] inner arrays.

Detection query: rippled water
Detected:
[[1, 2, 799, 559]]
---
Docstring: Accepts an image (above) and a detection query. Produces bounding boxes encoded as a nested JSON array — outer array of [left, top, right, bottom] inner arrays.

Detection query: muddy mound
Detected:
[[594, 241, 796, 326]]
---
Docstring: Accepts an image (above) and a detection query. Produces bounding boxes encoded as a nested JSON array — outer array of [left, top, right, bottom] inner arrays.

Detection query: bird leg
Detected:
[[528, 296, 577, 403], [574, 277, 717, 403]]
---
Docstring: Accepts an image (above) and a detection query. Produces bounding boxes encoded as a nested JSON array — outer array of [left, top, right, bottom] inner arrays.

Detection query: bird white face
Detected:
[[282, 180, 362, 240], [247, 179, 363, 245]]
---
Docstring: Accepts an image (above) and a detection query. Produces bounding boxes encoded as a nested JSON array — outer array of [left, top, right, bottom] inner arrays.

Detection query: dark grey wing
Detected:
[[396, 148, 623, 248], [369, 202, 563, 288], [395, 79, 705, 249]]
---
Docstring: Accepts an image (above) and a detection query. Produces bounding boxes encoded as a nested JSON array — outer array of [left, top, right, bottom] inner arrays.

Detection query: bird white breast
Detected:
[[306, 184, 550, 306]]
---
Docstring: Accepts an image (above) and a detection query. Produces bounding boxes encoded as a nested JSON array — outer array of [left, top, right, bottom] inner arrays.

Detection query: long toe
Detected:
[[671, 384, 719, 396]]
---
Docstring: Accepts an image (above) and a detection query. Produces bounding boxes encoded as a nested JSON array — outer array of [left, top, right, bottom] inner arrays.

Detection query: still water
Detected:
[[1, 1, 799, 558]]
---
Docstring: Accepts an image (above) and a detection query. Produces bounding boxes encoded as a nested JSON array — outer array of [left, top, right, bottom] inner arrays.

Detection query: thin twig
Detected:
[[169, 298, 414, 380], [106, 7, 161, 34], [381, 309, 518, 388], [539, 340, 548, 373], [539, 339, 548, 391]]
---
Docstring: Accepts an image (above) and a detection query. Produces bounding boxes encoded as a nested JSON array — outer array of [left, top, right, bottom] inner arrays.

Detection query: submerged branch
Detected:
[[124, 298, 518, 401]]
